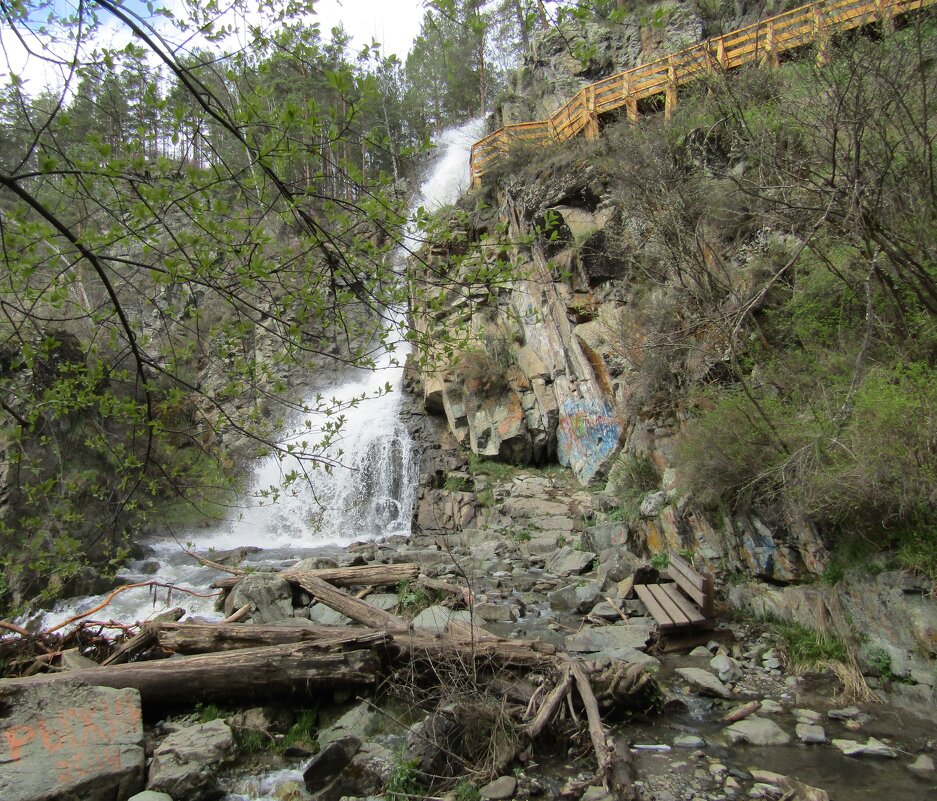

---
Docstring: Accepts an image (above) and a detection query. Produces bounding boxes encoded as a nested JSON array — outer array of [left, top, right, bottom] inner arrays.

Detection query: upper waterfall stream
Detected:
[[37, 118, 485, 632]]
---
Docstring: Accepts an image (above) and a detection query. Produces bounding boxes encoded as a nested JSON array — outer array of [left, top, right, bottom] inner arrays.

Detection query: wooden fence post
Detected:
[[715, 36, 728, 70], [814, 8, 831, 66], [470, 147, 480, 187], [877, 0, 896, 34], [664, 55, 678, 124], [764, 20, 779, 68], [584, 85, 600, 139], [623, 74, 639, 124]]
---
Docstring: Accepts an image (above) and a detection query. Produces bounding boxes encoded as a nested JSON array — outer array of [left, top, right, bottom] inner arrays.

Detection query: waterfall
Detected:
[[35, 117, 485, 629]]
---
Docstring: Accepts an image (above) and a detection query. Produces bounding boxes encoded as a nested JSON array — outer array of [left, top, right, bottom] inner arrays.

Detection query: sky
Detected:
[[314, 0, 425, 59], [0, 0, 425, 95]]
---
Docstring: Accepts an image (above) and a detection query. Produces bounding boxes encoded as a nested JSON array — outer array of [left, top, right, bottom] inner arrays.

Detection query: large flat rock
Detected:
[[0, 681, 144, 801], [564, 621, 652, 652]]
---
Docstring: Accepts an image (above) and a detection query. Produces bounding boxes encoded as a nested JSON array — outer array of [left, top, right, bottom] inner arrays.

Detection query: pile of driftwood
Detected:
[[0, 563, 660, 801]]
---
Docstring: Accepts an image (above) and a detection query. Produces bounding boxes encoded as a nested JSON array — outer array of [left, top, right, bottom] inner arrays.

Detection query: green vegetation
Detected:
[[455, 779, 482, 801], [396, 580, 433, 612], [775, 621, 847, 670], [195, 703, 228, 724], [235, 728, 272, 756], [510, 528, 532, 543], [384, 754, 423, 801], [607, 452, 661, 522], [505, 19, 937, 582], [444, 475, 473, 492], [468, 452, 518, 481], [280, 709, 318, 752], [650, 552, 670, 571], [0, 0, 538, 612]]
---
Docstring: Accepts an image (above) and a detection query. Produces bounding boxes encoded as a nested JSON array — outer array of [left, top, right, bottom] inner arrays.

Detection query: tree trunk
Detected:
[[0, 645, 381, 706], [286, 573, 410, 631], [212, 562, 419, 591], [153, 622, 557, 667]]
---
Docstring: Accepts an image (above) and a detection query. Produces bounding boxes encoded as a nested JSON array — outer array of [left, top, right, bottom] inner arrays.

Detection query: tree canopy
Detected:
[[0, 0, 488, 608]]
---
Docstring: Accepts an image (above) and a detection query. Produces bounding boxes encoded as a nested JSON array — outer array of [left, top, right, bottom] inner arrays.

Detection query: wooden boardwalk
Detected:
[[469, 0, 934, 185]]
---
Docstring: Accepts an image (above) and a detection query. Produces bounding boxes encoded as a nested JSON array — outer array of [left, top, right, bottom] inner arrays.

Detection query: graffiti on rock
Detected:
[[557, 398, 622, 483]]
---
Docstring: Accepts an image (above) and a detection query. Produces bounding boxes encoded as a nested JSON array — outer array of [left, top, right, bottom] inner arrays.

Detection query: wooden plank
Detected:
[[659, 584, 706, 625], [648, 584, 691, 627], [668, 553, 706, 591], [664, 570, 708, 610], [634, 584, 678, 629]]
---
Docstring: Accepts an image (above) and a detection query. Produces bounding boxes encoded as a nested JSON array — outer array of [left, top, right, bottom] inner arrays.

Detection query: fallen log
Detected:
[[607, 736, 638, 801], [100, 624, 156, 666], [416, 575, 472, 607], [153, 623, 556, 667], [569, 659, 637, 801], [212, 563, 419, 591], [287, 573, 409, 631], [721, 700, 761, 723], [0, 644, 381, 705]]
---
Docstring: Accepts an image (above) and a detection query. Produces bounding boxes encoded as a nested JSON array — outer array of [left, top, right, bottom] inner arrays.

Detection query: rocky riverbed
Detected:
[[6, 467, 934, 801]]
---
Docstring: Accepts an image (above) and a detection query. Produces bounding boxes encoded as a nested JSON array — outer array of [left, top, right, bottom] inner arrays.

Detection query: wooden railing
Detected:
[[470, 0, 934, 185]]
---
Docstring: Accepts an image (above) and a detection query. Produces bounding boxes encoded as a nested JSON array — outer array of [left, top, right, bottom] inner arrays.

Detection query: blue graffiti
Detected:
[[557, 398, 622, 483]]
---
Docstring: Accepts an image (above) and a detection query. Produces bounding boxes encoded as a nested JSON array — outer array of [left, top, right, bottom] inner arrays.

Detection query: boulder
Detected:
[[404, 707, 465, 778], [908, 754, 935, 777], [310, 740, 396, 801], [639, 491, 668, 518], [480, 775, 517, 800], [308, 604, 353, 626], [548, 581, 600, 612], [0, 683, 144, 801], [228, 706, 292, 735], [674, 667, 733, 699], [710, 654, 741, 683], [147, 719, 235, 799], [224, 572, 293, 623], [411, 604, 455, 634], [318, 702, 384, 747], [589, 645, 660, 670], [128, 793, 174, 801], [545, 546, 596, 577], [303, 735, 362, 791], [673, 734, 706, 748], [724, 716, 791, 746], [581, 523, 630, 553], [795, 723, 827, 744]]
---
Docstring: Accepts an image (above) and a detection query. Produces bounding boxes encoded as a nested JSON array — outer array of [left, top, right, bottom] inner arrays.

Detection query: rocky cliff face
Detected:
[[405, 157, 828, 585], [403, 161, 937, 704]]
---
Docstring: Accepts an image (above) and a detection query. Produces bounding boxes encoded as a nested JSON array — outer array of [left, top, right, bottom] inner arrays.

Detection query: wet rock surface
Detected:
[[0, 683, 144, 801]]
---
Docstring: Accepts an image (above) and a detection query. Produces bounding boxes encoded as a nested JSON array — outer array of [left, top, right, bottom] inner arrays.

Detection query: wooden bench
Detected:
[[634, 552, 714, 632]]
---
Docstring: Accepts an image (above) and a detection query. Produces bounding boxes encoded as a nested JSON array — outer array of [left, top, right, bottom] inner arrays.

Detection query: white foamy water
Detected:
[[34, 118, 485, 633]]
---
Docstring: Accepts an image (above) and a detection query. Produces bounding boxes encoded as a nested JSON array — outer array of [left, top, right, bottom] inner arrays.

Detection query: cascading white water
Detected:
[[35, 117, 485, 630]]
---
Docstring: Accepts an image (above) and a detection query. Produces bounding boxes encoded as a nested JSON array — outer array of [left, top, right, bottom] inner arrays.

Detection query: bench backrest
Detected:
[[666, 552, 714, 619]]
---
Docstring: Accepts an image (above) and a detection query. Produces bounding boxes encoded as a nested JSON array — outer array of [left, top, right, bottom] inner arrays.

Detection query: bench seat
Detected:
[[634, 552, 714, 632]]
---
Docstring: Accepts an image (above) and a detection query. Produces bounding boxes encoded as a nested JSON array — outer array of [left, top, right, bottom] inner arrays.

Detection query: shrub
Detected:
[[607, 452, 661, 520]]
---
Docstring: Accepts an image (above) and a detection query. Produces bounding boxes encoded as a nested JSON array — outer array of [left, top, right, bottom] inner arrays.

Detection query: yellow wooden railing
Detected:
[[470, 0, 934, 185]]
